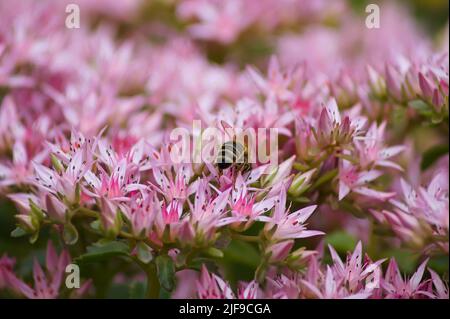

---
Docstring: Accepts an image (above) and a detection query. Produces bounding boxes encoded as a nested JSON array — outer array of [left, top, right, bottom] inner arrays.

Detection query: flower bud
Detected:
[[45, 194, 67, 223], [261, 156, 294, 188], [367, 65, 386, 98], [50, 153, 64, 175], [266, 240, 294, 262], [288, 169, 316, 197], [15, 214, 37, 233], [100, 197, 122, 238]]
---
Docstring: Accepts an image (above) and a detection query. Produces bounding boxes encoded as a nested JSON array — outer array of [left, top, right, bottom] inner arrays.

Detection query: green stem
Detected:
[[146, 263, 160, 299], [230, 233, 260, 243], [119, 231, 134, 239], [255, 259, 268, 284], [75, 207, 99, 218], [131, 257, 161, 299]]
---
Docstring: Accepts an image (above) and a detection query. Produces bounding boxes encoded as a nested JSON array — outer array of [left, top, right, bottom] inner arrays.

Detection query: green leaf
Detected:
[[409, 99, 432, 116], [325, 231, 357, 254], [223, 240, 260, 268], [205, 247, 224, 258], [339, 201, 366, 219], [381, 249, 418, 274], [50, 153, 64, 174], [155, 255, 175, 292], [29, 231, 39, 244], [90, 219, 101, 231], [106, 283, 131, 299], [421, 144, 449, 171], [291, 196, 310, 203], [159, 287, 172, 299], [136, 242, 153, 264], [129, 281, 146, 299], [293, 162, 309, 171], [63, 222, 79, 245], [428, 255, 449, 274], [29, 200, 45, 221], [10, 227, 27, 238], [76, 240, 129, 263], [310, 169, 338, 191]]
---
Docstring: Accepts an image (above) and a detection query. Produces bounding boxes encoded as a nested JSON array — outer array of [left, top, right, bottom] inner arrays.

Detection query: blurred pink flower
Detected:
[[4, 241, 91, 299]]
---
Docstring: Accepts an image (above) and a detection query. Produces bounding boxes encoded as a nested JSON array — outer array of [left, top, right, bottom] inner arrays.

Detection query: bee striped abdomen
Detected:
[[216, 141, 245, 170]]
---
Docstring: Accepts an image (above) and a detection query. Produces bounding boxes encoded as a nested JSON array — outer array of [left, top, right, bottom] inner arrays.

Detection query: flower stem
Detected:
[[230, 233, 260, 243], [75, 207, 99, 218], [146, 263, 160, 299]]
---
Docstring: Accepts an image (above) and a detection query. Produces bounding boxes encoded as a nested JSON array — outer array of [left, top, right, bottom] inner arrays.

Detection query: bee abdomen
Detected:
[[216, 141, 245, 170]]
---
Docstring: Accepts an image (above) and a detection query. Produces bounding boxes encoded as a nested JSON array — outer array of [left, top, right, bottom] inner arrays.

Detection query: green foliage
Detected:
[[63, 222, 79, 245], [128, 281, 147, 299], [155, 255, 176, 292], [10, 227, 27, 238], [76, 240, 130, 264], [221, 239, 261, 286], [136, 242, 153, 264], [381, 249, 419, 274], [325, 231, 358, 254], [421, 144, 449, 171]]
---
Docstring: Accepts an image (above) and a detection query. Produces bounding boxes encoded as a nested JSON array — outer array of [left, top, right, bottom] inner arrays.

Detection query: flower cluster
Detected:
[[0, 0, 448, 299], [193, 242, 448, 299]]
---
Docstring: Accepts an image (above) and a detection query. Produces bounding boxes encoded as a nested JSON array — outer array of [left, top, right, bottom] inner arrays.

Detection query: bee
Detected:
[[216, 140, 250, 172]]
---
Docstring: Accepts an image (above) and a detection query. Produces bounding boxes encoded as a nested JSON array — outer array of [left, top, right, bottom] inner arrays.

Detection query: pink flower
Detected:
[[315, 99, 366, 148], [33, 148, 92, 203], [373, 173, 449, 252], [0, 96, 24, 150], [266, 240, 294, 263], [196, 265, 234, 299], [0, 140, 47, 187], [247, 56, 297, 102], [44, 193, 67, 223], [150, 163, 194, 202], [327, 242, 385, 294], [338, 159, 396, 201], [185, 180, 236, 244], [195, 265, 260, 299], [4, 241, 91, 299], [300, 243, 384, 299], [382, 258, 433, 299], [301, 266, 371, 299], [355, 122, 405, 171], [178, 0, 251, 44], [229, 174, 276, 230], [84, 158, 145, 202], [153, 200, 183, 242], [428, 268, 449, 299], [418, 54, 449, 110], [263, 186, 323, 242], [237, 280, 260, 299], [100, 197, 122, 236], [123, 192, 157, 238], [0, 255, 15, 290], [7, 192, 42, 215], [266, 274, 301, 299], [295, 118, 320, 163]]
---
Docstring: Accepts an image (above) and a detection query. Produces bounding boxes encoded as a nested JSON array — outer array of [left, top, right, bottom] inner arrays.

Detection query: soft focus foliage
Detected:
[[0, 0, 448, 299]]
